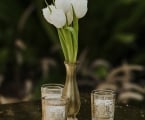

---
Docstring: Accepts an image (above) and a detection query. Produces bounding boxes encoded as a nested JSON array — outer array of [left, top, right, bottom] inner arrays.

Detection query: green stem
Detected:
[[73, 12, 79, 62], [65, 30, 74, 62], [57, 29, 69, 61], [61, 28, 73, 63]]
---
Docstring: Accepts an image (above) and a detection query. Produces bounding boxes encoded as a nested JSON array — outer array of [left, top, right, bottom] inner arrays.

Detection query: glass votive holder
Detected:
[[42, 97, 68, 120], [91, 90, 115, 120], [41, 84, 64, 98], [41, 84, 64, 120]]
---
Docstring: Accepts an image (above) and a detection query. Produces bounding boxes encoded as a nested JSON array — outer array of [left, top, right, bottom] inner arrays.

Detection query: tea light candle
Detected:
[[41, 84, 64, 120], [91, 90, 115, 120]]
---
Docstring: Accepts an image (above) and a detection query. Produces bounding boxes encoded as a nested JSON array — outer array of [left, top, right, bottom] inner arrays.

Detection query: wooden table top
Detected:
[[0, 93, 145, 120]]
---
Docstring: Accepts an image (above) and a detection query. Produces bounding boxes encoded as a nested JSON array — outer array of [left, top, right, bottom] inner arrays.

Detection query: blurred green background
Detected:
[[0, 0, 145, 101]]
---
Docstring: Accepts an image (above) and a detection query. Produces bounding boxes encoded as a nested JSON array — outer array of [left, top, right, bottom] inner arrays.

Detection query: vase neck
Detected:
[[64, 63, 77, 77]]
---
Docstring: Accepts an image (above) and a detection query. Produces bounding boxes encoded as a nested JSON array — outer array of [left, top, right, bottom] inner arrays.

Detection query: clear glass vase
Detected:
[[62, 62, 81, 120]]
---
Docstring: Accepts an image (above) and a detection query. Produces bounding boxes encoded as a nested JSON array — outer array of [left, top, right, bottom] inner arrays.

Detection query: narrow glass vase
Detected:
[[62, 62, 81, 120]]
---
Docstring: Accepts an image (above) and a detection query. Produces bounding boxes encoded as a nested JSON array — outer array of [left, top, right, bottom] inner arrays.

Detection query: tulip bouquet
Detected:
[[42, 0, 88, 63]]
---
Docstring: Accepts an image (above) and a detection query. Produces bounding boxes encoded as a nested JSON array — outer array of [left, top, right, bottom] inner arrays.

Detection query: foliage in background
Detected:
[[0, 0, 145, 70], [0, 0, 145, 98]]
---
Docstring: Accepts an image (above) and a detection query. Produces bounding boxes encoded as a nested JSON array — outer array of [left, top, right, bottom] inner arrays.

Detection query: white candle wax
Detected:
[[94, 99, 114, 118], [45, 105, 66, 120], [42, 93, 62, 98]]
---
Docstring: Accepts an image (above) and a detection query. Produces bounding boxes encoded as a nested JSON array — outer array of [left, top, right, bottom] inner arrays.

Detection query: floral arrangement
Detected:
[[42, 0, 88, 63]]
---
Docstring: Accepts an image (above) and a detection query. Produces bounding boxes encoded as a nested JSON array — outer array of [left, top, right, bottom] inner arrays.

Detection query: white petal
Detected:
[[71, 0, 88, 18], [50, 8, 66, 28], [66, 6, 73, 25], [42, 5, 66, 28], [55, 0, 71, 13], [42, 7, 52, 24]]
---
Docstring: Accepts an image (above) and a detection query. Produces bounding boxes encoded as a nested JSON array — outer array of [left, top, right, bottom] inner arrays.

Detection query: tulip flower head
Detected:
[[42, 0, 88, 63]]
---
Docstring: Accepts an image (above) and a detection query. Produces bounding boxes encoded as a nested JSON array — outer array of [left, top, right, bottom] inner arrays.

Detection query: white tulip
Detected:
[[42, 5, 66, 28], [71, 0, 88, 19], [55, 0, 71, 13]]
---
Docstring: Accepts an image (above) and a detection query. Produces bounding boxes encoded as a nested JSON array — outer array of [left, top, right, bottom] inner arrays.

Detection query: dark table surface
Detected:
[[0, 93, 145, 120]]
